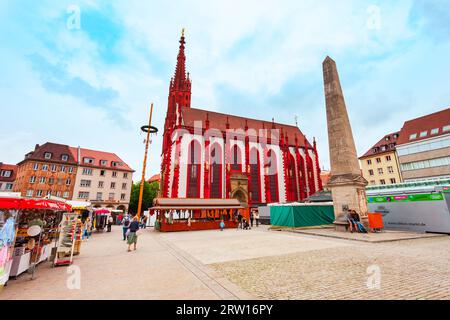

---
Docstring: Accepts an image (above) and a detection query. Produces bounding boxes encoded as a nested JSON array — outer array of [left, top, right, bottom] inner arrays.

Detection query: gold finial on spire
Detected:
[[181, 28, 185, 37]]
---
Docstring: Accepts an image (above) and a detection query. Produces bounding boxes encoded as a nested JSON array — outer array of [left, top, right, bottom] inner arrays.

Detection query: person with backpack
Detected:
[[127, 216, 140, 252], [122, 214, 131, 240]]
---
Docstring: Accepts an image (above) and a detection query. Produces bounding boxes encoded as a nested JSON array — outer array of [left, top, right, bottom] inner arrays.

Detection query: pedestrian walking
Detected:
[[127, 217, 140, 252], [117, 213, 123, 225], [107, 215, 113, 232], [255, 210, 260, 227], [140, 215, 147, 229], [237, 211, 243, 230], [83, 217, 92, 240], [122, 214, 131, 240], [250, 210, 254, 228]]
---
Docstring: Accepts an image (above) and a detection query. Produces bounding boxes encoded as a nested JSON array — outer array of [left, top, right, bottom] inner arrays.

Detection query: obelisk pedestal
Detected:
[[322, 56, 369, 231]]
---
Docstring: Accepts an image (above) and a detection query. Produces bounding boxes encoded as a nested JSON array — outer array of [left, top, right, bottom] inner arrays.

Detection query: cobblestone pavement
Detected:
[[0, 226, 245, 300], [210, 233, 450, 300]]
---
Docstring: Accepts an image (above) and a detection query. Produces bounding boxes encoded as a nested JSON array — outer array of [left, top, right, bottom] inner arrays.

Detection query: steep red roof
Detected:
[[69, 147, 134, 172], [397, 108, 450, 145], [148, 174, 160, 183], [360, 132, 400, 159], [181, 107, 313, 148], [19, 142, 77, 165], [0, 163, 18, 182]]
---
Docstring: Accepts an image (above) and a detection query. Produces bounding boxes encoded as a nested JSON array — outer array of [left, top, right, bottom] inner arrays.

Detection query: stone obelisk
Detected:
[[322, 56, 368, 231]]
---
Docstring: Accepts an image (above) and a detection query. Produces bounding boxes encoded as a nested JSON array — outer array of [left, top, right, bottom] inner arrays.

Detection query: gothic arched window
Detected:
[[266, 149, 279, 203], [210, 143, 222, 198], [249, 148, 261, 203], [231, 144, 242, 172], [187, 140, 201, 198]]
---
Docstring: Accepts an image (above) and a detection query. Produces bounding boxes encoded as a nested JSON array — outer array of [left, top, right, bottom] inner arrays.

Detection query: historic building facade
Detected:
[[13, 142, 134, 212], [0, 163, 18, 192], [160, 32, 323, 206], [359, 132, 403, 186], [396, 108, 450, 182], [14, 143, 78, 199], [70, 147, 134, 212]]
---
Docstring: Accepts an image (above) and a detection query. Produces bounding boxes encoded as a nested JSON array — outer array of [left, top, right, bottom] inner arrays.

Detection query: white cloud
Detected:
[[1, 0, 449, 182]]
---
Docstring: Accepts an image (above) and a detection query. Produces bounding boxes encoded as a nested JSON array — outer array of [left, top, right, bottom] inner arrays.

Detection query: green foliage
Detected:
[[129, 180, 159, 214]]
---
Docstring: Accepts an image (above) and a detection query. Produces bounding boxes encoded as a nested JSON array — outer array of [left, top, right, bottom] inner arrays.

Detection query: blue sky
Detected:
[[1, 0, 449, 179]]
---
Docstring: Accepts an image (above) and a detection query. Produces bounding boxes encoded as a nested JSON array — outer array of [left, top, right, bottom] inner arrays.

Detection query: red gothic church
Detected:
[[160, 31, 323, 207]]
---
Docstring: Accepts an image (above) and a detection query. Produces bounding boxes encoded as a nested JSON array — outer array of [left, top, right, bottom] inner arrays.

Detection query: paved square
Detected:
[[1, 225, 450, 300]]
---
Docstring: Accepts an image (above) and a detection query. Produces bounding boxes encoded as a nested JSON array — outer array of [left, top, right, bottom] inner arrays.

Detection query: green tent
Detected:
[[270, 204, 335, 227]]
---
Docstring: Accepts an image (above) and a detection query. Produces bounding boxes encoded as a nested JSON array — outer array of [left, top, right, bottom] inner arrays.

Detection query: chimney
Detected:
[[35, 144, 40, 151], [77, 146, 81, 164]]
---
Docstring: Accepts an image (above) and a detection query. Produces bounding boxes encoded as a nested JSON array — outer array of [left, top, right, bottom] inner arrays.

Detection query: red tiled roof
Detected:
[[69, 147, 134, 172], [397, 108, 450, 145], [148, 174, 160, 183], [0, 163, 18, 182], [19, 142, 77, 165], [180, 107, 313, 148], [359, 132, 400, 159]]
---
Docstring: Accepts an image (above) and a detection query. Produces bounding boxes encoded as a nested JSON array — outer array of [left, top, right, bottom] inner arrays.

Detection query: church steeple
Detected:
[[170, 29, 192, 97]]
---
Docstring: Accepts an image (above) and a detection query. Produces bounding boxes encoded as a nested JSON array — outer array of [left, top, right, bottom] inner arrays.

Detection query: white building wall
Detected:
[[72, 166, 133, 209]]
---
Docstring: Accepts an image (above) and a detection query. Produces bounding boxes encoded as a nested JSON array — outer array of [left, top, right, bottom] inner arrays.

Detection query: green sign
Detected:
[[368, 193, 444, 203]]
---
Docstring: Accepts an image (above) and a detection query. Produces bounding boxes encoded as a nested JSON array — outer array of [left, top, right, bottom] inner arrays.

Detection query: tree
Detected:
[[129, 180, 159, 214]]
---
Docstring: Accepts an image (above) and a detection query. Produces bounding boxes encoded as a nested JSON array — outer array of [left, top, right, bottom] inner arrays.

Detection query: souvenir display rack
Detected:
[[53, 212, 80, 266]]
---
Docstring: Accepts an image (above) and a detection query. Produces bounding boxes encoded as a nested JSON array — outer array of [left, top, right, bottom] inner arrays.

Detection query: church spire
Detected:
[[168, 29, 191, 111], [172, 29, 188, 90]]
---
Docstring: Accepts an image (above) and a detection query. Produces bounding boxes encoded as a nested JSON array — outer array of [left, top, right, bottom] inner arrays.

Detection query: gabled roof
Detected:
[[0, 163, 18, 182], [180, 107, 313, 148], [69, 147, 134, 172], [148, 174, 160, 183], [20, 142, 77, 165], [397, 108, 450, 145], [360, 132, 400, 159]]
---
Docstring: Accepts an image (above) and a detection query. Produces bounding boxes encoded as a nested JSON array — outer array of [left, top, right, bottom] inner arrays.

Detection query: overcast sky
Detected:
[[1, 0, 449, 180]]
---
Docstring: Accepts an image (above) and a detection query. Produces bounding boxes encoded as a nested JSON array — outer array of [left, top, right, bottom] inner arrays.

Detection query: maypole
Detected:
[[137, 103, 158, 220]]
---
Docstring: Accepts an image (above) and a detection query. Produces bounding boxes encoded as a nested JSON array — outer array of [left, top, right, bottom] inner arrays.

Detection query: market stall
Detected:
[[93, 208, 110, 231], [269, 202, 335, 228], [151, 198, 244, 232], [0, 195, 72, 286]]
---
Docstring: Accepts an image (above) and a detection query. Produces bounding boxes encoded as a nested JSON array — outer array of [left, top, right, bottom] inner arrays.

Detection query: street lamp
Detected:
[[137, 103, 158, 221]]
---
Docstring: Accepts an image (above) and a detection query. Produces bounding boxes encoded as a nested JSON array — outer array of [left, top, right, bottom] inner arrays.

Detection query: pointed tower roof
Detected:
[[171, 28, 191, 91]]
